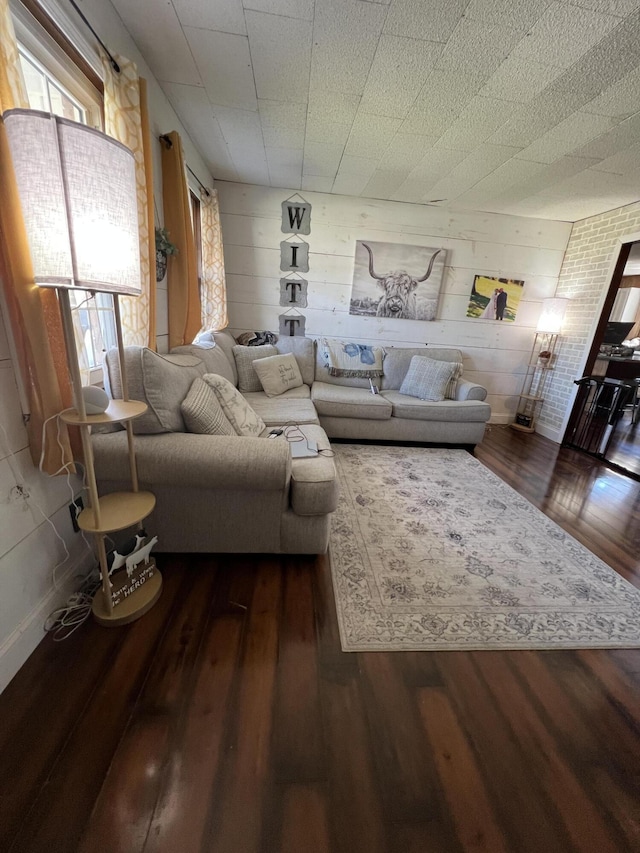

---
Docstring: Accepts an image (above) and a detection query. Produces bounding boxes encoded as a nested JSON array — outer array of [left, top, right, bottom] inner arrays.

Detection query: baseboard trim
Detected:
[[0, 550, 94, 694], [535, 423, 562, 443]]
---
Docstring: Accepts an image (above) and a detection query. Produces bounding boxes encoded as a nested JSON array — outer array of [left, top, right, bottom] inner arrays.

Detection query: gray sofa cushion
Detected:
[[399, 356, 457, 402], [287, 424, 338, 516], [275, 336, 315, 386], [104, 347, 206, 434], [171, 343, 236, 384], [245, 392, 319, 426], [233, 344, 278, 392], [203, 374, 266, 436], [381, 391, 491, 422], [381, 347, 464, 390], [181, 378, 237, 435], [312, 382, 393, 420]]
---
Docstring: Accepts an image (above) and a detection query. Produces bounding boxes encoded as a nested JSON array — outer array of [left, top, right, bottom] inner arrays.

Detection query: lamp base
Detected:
[[92, 569, 162, 626]]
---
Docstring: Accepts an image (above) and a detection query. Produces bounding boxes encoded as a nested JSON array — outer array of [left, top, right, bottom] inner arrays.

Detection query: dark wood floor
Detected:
[[1, 425, 640, 853], [607, 409, 640, 477]]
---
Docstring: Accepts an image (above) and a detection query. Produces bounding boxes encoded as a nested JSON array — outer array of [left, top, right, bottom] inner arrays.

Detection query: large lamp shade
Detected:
[[537, 297, 569, 334], [2, 108, 140, 295]]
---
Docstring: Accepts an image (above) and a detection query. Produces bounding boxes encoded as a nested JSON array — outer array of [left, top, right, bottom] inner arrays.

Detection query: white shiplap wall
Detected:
[[218, 182, 572, 422]]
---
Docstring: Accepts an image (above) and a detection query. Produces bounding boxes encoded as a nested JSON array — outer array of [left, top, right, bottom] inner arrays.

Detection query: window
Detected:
[[14, 4, 111, 382], [190, 190, 203, 298]]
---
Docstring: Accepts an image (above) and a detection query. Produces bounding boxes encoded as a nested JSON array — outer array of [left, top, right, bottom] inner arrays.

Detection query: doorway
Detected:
[[564, 240, 640, 478]]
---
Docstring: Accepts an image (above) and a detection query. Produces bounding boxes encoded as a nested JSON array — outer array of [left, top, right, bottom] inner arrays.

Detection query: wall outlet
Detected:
[[69, 497, 84, 532]]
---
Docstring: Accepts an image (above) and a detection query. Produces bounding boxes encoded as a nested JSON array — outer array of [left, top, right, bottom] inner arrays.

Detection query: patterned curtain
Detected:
[[161, 131, 201, 348], [200, 187, 228, 331], [0, 0, 74, 473], [102, 57, 156, 348]]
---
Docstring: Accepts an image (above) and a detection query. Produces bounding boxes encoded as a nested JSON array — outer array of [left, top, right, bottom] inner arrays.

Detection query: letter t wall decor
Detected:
[[279, 193, 311, 335]]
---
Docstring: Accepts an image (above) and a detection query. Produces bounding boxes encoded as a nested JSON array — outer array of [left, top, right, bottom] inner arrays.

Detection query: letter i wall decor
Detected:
[[279, 194, 311, 335]]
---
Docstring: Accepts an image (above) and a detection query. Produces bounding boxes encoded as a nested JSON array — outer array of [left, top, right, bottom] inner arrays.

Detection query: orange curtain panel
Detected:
[[0, 0, 73, 473], [161, 131, 201, 348]]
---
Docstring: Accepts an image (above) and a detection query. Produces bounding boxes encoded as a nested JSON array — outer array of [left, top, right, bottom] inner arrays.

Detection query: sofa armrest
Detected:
[[92, 432, 291, 492], [456, 379, 487, 402]]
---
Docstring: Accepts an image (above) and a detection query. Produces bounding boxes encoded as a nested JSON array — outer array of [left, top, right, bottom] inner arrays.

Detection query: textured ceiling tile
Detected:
[[265, 146, 303, 187], [111, 0, 201, 85], [331, 173, 373, 196], [511, 3, 623, 70], [310, 0, 386, 95], [301, 176, 334, 192], [589, 141, 640, 174], [434, 97, 519, 151], [245, 11, 312, 103], [484, 94, 575, 147], [230, 155, 271, 185], [571, 112, 640, 158], [479, 56, 562, 103], [400, 69, 486, 136], [185, 28, 256, 109], [303, 141, 344, 176], [393, 148, 468, 199], [379, 133, 437, 170], [568, 0, 640, 14], [305, 116, 353, 146], [425, 144, 523, 201], [358, 36, 443, 118], [582, 66, 640, 118], [307, 90, 361, 125], [344, 113, 401, 159], [160, 82, 239, 181], [172, 0, 246, 34], [383, 0, 469, 42], [464, 0, 552, 28], [361, 168, 412, 199], [435, 18, 527, 75], [243, 0, 314, 20], [258, 99, 307, 148], [515, 112, 617, 163], [488, 155, 602, 207], [335, 155, 379, 178], [213, 106, 264, 152], [454, 159, 547, 206]]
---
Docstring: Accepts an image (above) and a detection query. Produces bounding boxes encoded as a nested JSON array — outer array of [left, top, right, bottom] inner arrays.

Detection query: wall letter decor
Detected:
[[280, 239, 309, 272], [279, 277, 308, 308], [281, 199, 311, 235], [279, 314, 306, 336]]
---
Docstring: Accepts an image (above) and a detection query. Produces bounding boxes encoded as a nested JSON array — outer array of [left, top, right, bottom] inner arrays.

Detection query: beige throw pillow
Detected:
[[181, 378, 237, 435], [253, 353, 304, 397], [232, 344, 278, 392], [202, 373, 266, 436], [445, 362, 463, 400], [400, 356, 457, 402]]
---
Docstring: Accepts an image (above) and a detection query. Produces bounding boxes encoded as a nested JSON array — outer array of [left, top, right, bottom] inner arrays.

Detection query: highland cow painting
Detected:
[[349, 241, 446, 321]]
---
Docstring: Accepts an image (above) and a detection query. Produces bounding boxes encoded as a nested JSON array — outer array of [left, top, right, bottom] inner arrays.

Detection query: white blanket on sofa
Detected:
[[321, 338, 384, 378]]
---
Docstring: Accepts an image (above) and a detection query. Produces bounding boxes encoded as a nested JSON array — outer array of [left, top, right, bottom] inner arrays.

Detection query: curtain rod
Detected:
[[67, 0, 120, 73], [159, 135, 210, 196]]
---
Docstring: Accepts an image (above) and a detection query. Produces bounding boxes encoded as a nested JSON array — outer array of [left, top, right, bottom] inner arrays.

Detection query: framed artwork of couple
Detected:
[[466, 275, 525, 323]]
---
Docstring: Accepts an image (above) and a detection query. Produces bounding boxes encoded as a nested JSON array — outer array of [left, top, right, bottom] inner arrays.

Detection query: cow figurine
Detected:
[[125, 535, 158, 577], [362, 242, 442, 320]]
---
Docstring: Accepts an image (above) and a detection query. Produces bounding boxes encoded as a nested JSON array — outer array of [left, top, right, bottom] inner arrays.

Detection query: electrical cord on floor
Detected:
[[44, 570, 101, 641]]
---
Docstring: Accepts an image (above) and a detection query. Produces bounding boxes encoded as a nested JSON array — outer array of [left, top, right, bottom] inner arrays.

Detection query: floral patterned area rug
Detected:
[[330, 445, 640, 651]]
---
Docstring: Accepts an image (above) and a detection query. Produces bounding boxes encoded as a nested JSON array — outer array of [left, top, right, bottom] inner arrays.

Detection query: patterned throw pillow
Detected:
[[202, 373, 266, 436], [445, 362, 463, 400], [253, 353, 304, 397], [181, 378, 237, 436], [399, 356, 457, 402], [232, 344, 278, 392]]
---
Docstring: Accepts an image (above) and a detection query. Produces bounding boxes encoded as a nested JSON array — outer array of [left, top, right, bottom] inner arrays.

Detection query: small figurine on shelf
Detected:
[[538, 349, 552, 366]]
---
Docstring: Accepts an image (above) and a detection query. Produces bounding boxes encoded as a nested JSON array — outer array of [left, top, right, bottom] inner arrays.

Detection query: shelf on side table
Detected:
[[77, 491, 156, 534]]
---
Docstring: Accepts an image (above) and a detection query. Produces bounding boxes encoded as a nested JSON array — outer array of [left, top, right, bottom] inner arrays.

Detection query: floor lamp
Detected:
[[3, 108, 161, 626]]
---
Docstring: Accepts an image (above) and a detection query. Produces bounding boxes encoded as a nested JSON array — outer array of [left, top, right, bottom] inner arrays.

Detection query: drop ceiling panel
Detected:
[[243, 0, 314, 20], [111, 0, 201, 85], [245, 11, 312, 103], [172, 0, 246, 34], [357, 36, 443, 119], [113, 0, 640, 221], [310, 0, 386, 95], [383, 0, 470, 42], [185, 27, 257, 110]]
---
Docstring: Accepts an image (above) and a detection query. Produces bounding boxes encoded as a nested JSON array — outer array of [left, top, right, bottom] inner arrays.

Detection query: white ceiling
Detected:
[[112, 0, 640, 222]]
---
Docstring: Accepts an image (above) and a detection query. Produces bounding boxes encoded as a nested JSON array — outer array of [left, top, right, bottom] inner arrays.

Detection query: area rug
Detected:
[[330, 445, 640, 651]]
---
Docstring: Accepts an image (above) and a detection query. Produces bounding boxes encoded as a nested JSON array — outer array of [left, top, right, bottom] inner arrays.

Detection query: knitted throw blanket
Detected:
[[322, 339, 384, 378]]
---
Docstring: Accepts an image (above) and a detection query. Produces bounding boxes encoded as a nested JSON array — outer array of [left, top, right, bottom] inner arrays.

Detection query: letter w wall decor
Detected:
[[281, 197, 311, 235]]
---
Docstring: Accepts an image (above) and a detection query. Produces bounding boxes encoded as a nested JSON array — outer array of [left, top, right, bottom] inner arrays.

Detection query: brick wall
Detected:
[[538, 201, 640, 440]]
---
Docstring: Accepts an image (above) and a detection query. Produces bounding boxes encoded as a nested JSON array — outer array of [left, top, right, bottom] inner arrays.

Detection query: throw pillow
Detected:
[[202, 373, 266, 436], [400, 356, 457, 402], [233, 344, 278, 392], [181, 378, 237, 436], [445, 362, 463, 400], [253, 353, 304, 397]]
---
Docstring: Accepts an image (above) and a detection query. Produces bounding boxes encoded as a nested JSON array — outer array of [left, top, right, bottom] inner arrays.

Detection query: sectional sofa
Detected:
[[91, 331, 490, 554]]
